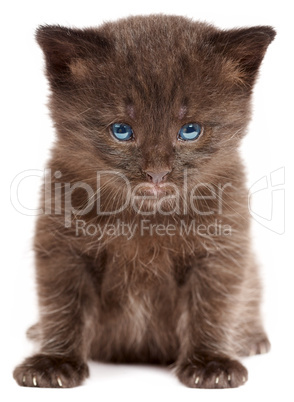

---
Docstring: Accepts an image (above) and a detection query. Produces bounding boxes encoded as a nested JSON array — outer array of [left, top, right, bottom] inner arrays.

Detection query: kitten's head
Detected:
[[37, 16, 275, 214]]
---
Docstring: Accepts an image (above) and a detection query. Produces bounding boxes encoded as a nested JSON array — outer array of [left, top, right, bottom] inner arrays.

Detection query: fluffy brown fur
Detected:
[[13, 15, 275, 388]]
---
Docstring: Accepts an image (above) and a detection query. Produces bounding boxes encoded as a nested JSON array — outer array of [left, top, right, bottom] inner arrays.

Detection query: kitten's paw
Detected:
[[13, 354, 89, 388], [241, 336, 271, 357], [176, 356, 248, 388], [248, 338, 271, 356]]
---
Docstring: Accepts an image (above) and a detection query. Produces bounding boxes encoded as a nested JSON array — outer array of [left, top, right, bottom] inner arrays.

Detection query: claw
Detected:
[[33, 376, 37, 387], [195, 376, 200, 385], [57, 377, 63, 387], [22, 375, 26, 384]]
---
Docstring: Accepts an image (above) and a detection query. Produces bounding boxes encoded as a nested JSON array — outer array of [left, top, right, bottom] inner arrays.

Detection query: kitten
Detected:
[[13, 15, 275, 388]]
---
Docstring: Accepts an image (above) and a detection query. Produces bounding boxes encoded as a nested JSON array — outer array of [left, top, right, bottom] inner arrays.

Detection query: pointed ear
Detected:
[[36, 25, 111, 87], [212, 26, 276, 87]]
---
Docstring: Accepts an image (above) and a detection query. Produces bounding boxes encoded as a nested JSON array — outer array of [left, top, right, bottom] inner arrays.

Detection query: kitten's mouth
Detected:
[[129, 182, 178, 213], [138, 182, 175, 198], [143, 184, 167, 197], [127, 181, 180, 213]]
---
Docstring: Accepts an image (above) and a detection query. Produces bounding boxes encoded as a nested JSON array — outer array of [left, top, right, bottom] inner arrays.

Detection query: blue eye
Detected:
[[111, 123, 133, 141], [178, 123, 202, 141]]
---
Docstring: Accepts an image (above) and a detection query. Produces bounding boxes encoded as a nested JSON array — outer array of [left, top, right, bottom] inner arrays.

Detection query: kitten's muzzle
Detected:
[[145, 170, 171, 185]]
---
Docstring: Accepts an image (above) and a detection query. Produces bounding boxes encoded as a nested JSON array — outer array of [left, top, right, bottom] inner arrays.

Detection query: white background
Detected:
[[1, 0, 293, 400]]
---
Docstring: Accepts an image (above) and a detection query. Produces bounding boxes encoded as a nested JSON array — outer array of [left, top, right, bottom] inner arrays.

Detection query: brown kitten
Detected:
[[13, 15, 275, 388]]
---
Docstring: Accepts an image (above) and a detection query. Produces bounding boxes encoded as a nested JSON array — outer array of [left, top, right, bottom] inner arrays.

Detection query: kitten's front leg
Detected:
[[175, 252, 248, 388], [13, 226, 96, 388]]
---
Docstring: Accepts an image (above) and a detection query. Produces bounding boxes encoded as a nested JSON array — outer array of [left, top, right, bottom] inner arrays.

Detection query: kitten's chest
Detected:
[[104, 236, 174, 285], [96, 236, 181, 339], [99, 236, 178, 310]]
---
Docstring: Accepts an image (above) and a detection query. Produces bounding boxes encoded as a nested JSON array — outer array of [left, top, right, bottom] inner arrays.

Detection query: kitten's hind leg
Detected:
[[248, 336, 271, 356], [234, 288, 271, 357], [26, 323, 41, 342], [237, 331, 271, 357], [234, 260, 271, 357]]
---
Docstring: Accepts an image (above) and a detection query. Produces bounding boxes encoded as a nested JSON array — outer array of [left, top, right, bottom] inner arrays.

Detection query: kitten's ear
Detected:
[[36, 25, 111, 86], [212, 26, 276, 87]]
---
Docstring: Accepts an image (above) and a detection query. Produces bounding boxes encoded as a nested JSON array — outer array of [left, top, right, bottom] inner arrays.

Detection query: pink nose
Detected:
[[145, 170, 170, 184]]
